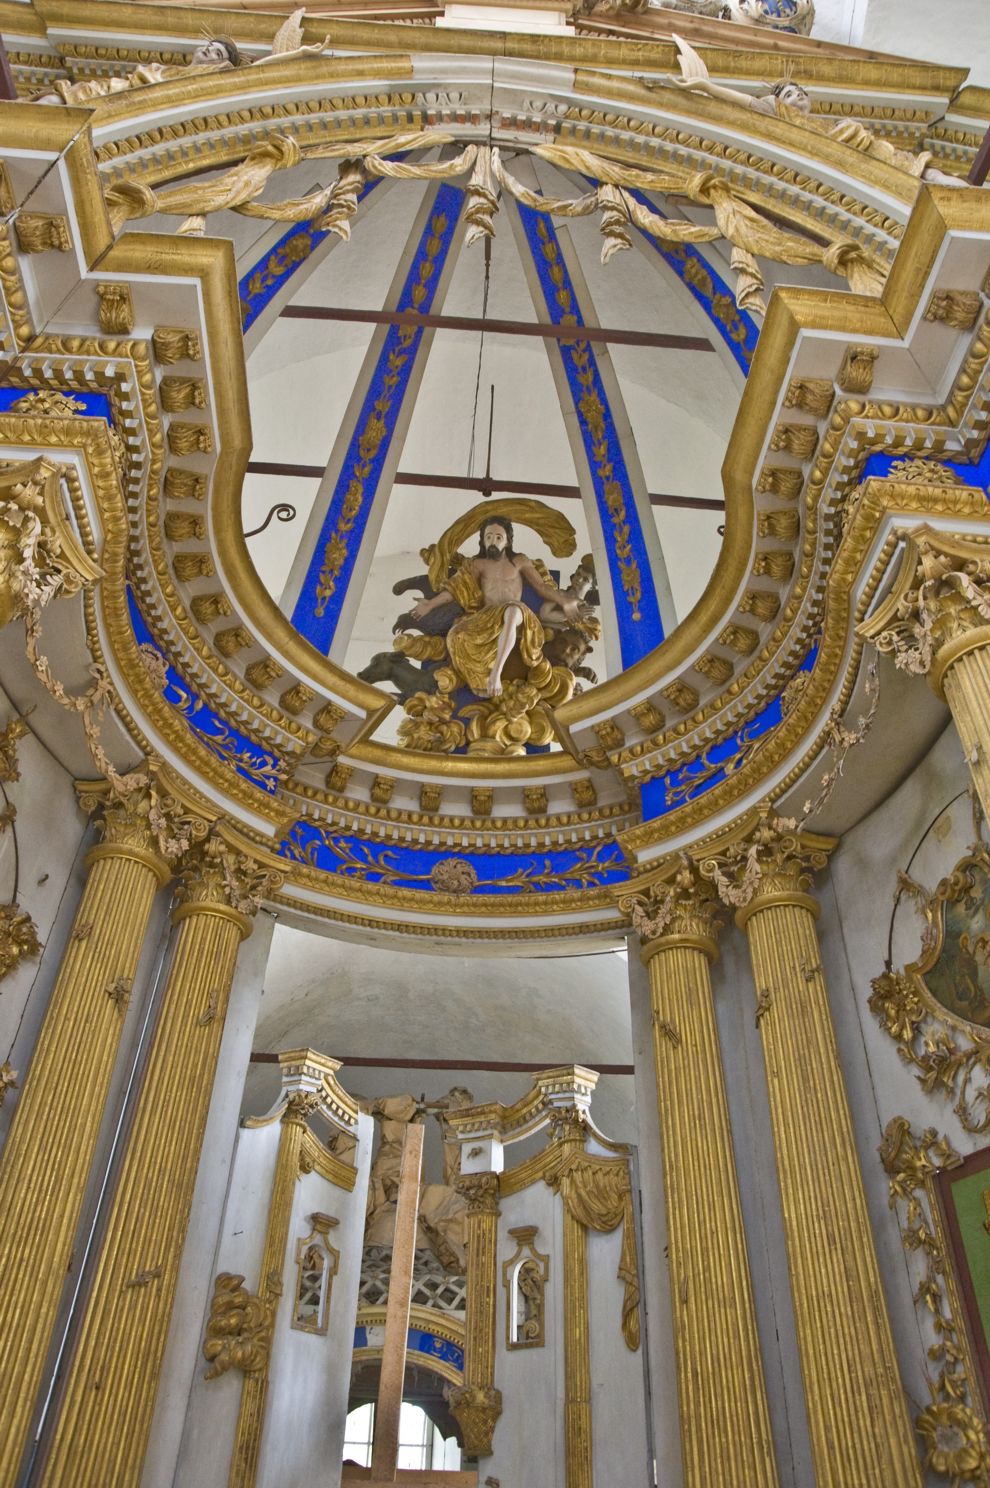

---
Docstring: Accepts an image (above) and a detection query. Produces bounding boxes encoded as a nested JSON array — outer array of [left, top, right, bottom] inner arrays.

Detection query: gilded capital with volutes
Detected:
[[859, 530, 990, 694], [700, 808, 833, 920], [621, 854, 722, 960], [455, 1171, 501, 1216], [174, 832, 283, 926], [78, 768, 208, 879]]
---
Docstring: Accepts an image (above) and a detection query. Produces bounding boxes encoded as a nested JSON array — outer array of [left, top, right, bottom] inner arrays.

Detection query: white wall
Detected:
[[813, 0, 990, 86]]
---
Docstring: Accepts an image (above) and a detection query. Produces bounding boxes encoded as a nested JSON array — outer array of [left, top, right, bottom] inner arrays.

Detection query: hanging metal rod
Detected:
[[280, 303, 716, 352], [244, 461, 724, 511]]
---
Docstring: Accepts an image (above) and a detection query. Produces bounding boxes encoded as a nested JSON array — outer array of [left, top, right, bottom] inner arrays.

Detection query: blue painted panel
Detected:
[[290, 183, 463, 653], [640, 644, 818, 819], [624, 190, 759, 375], [862, 448, 990, 490], [279, 820, 629, 894], [516, 202, 664, 666], [407, 1327, 464, 1371], [0, 389, 114, 420], [127, 589, 282, 794], [351, 1325, 464, 1373], [238, 178, 383, 331]]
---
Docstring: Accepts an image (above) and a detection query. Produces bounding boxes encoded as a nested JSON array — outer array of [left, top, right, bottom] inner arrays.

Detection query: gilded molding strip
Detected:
[[448, 1173, 502, 1458], [515, 200, 664, 664], [0, 795, 169, 1488], [289, 182, 463, 652], [562, 1194, 593, 1488], [41, 847, 265, 1488]]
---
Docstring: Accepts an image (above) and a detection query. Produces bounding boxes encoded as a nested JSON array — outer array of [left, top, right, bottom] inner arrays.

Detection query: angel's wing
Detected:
[[270, 7, 306, 55], [672, 33, 711, 84]]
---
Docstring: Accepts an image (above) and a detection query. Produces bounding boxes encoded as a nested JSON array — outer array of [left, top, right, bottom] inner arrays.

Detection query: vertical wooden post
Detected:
[[370, 1120, 424, 1482]]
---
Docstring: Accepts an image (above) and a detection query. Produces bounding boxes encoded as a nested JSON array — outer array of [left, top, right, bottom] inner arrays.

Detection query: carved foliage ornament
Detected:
[[870, 841, 990, 1134], [864, 533, 990, 679], [176, 834, 283, 918], [879, 1117, 990, 1485], [202, 1273, 273, 1380]]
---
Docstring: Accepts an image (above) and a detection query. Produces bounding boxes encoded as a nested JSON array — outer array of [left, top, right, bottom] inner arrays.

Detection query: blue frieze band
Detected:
[[279, 821, 629, 894], [515, 200, 664, 666]]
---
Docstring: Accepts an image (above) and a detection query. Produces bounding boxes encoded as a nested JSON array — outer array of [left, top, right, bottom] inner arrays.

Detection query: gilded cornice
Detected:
[[11, 1, 967, 97]]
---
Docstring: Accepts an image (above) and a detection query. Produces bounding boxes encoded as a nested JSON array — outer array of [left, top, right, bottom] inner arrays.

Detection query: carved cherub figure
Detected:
[[538, 558, 598, 631], [670, 36, 965, 187]]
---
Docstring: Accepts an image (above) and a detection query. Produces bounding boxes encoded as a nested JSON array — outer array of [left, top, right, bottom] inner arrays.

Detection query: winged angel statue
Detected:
[[33, 9, 328, 105], [670, 36, 965, 187], [359, 501, 601, 757]]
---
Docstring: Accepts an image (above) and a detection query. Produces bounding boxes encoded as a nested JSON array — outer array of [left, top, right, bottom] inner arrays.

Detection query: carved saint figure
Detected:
[[410, 516, 583, 698], [32, 11, 328, 106]]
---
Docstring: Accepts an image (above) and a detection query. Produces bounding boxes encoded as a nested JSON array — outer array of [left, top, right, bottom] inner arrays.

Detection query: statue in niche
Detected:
[[669, 38, 966, 187], [31, 11, 328, 106], [359, 499, 601, 757]]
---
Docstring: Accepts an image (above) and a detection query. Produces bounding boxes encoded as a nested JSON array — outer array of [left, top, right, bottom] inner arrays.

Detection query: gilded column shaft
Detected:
[[942, 647, 990, 822], [741, 893, 921, 1488], [562, 1204, 592, 1488], [228, 1108, 307, 1488], [449, 1172, 502, 1457], [644, 938, 779, 1488], [0, 810, 168, 1487], [41, 898, 247, 1488]]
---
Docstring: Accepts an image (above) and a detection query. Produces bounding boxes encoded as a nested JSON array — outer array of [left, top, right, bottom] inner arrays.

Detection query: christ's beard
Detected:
[[484, 544, 504, 560]]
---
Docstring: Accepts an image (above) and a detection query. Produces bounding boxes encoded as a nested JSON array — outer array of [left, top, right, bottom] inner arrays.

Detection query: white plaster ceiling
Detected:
[[245, 924, 638, 1164]]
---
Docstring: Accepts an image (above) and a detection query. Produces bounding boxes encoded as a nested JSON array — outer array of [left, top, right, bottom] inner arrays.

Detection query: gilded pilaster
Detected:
[[449, 1171, 502, 1458], [624, 860, 779, 1488], [550, 1111, 594, 1488], [0, 776, 178, 1488], [860, 529, 990, 822], [706, 811, 922, 1488], [227, 1092, 313, 1488], [41, 834, 281, 1488]]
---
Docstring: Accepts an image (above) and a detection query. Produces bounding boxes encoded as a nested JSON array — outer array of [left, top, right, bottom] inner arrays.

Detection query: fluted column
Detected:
[[42, 833, 281, 1488], [228, 1093, 312, 1488], [0, 775, 180, 1487], [860, 528, 990, 821], [706, 811, 922, 1488], [625, 860, 779, 1488], [449, 1171, 502, 1458], [550, 1111, 594, 1488]]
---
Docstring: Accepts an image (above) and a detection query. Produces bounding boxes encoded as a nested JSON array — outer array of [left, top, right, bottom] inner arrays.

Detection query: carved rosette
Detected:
[[701, 808, 831, 916], [860, 531, 990, 686], [448, 1384, 503, 1458]]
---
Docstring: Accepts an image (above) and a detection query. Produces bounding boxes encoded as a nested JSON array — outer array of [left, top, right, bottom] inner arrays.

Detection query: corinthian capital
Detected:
[[77, 766, 209, 868], [859, 529, 990, 685], [700, 808, 833, 912], [0, 457, 101, 628], [455, 1171, 501, 1216], [620, 853, 722, 952], [175, 832, 283, 918]]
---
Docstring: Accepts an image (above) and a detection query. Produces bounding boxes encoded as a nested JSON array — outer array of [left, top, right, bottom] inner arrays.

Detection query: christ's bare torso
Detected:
[[470, 554, 527, 607]]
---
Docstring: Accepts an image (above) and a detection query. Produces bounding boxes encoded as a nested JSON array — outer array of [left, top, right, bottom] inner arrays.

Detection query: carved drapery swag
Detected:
[[550, 1148, 641, 1351]]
